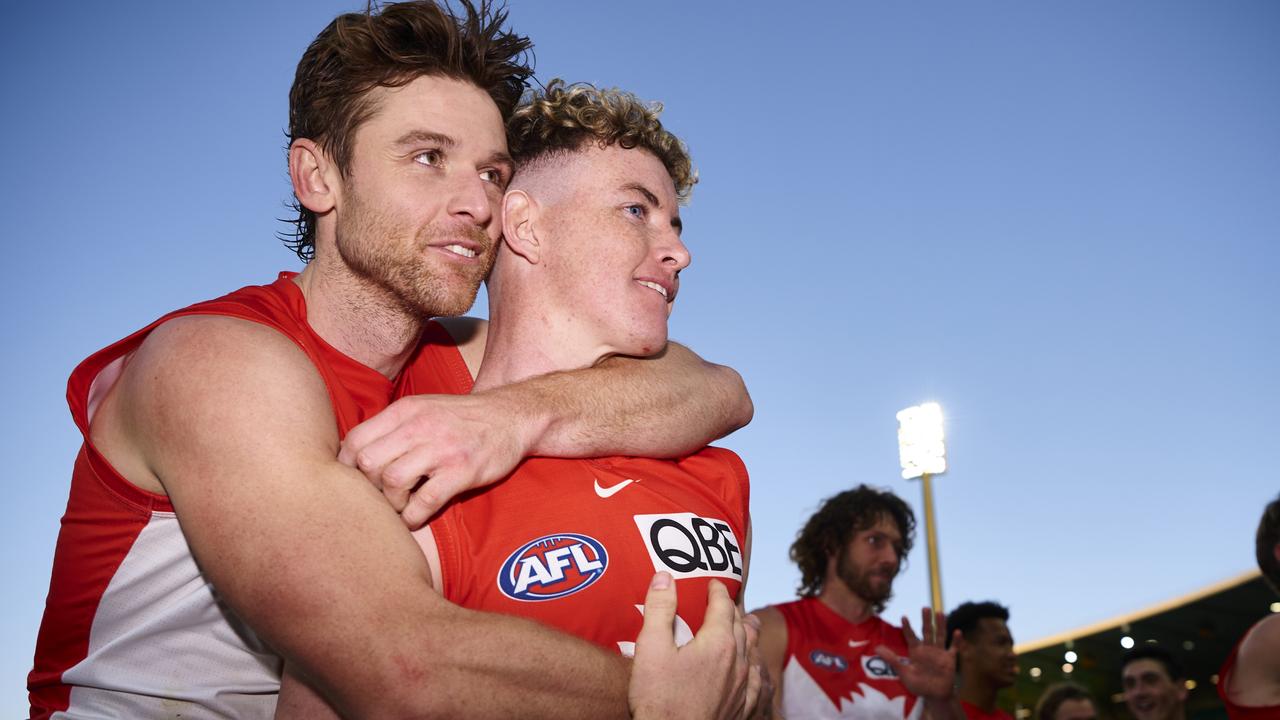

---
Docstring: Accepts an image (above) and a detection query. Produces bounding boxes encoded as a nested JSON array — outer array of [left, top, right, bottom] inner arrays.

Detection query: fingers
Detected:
[[337, 398, 407, 468], [741, 615, 764, 719], [700, 580, 736, 637], [901, 615, 919, 646], [874, 644, 909, 674], [400, 473, 466, 529], [732, 605, 748, 667], [634, 572, 678, 659]]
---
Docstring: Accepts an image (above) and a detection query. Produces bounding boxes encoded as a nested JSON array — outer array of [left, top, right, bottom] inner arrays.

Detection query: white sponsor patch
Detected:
[[633, 512, 743, 581]]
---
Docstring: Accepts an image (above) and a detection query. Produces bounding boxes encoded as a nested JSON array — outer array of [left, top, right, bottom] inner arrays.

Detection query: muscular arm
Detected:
[[444, 316, 752, 455], [345, 317, 754, 525], [105, 316, 628, 719]]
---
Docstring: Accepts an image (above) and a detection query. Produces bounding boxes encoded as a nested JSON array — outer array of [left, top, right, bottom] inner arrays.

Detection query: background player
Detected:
[[947, 601, 1017, 720], [752, 485, 961, 719]]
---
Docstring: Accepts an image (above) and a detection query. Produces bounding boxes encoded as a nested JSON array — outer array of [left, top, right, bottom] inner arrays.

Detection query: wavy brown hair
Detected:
[[507, 79, 696, 202], [790, 485, 916, 598], [283, 0, 533, 261]]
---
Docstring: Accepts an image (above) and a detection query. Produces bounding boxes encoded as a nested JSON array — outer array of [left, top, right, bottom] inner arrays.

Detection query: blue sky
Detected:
[[3, 1, 1277, 714]]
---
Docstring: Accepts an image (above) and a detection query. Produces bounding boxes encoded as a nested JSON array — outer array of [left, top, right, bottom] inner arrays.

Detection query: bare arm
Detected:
[[106, 316, 629, 719], [343, 317, 753, 526]]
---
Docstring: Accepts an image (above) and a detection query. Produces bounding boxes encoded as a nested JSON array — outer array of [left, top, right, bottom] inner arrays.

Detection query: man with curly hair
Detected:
[[1217, 493, 1280, 719], [28, 2, 754, 718], [277, 78, 761, 719], [752, 485, 961, 719]]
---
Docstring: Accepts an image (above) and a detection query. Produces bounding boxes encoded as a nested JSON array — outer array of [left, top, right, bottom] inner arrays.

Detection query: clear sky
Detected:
[[3, 1, 1277, 714]]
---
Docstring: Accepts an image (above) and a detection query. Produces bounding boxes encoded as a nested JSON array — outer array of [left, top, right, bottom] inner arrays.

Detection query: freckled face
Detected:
[[539, 145, 690, 357]]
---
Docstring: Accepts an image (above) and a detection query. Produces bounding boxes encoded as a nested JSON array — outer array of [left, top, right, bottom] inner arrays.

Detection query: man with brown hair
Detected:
[[1218, 493, 1280, 718], [752, 485, 961, 719], [27, 3, 752, 718]]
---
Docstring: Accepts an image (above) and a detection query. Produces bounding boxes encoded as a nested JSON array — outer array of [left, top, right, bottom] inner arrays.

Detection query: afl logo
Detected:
[[809, 650, 849, 672], [497, 533, 608, 602]]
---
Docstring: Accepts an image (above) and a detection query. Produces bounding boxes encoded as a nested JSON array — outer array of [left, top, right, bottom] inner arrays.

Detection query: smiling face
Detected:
[[1122, 658, 1187, 720], [334, 75, 511, 317], [831, 514, 904, 608], [536, 143, 690, 358]]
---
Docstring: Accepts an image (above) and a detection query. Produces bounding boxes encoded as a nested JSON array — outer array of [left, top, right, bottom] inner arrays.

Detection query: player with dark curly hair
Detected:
[[1218, 493, 1280, 718], [752, 485, 962, 719]]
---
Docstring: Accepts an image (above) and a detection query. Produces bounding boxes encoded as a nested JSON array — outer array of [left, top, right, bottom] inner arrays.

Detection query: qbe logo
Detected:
[[497, 533, 608, 602], [633, 513, 743, 581], [862, 654, 899, 679]]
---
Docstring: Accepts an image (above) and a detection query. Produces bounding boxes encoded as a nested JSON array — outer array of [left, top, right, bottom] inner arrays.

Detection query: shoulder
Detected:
[[1237, 612, 1280, 671], [121, 315, 338, 461]]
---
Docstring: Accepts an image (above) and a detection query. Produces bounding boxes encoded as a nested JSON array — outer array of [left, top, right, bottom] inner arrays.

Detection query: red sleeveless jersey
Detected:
[[29, 273, 439, 719], [420, 341, 750, 653], [774, 597, 921, 719]]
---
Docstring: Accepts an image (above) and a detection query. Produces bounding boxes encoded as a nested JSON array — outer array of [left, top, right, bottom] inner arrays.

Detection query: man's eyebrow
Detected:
[[482, 150, 514, 173], [621, 182, 682, 234], [393, 130, 456, 148]]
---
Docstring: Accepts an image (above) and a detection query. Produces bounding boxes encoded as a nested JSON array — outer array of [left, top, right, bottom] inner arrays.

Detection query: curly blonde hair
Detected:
[[507, 79, 697, 202]]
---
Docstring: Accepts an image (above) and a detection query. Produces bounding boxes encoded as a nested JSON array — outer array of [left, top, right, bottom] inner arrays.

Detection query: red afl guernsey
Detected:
[[774, 598, 921, 720], [422, 343, 750, 653], [1218, 622, 1280, 720], [29, 273, 443, 720]]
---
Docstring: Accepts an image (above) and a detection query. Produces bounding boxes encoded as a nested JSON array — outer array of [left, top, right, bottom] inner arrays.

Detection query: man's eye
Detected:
[[414, 150, 443, 166], [479, 168, 505, 185], [624, 205, 645, 218]]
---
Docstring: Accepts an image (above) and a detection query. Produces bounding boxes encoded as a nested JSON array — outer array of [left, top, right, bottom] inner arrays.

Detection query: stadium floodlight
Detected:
[[896, 402, 947, 480], [897, 401, 947, 611]]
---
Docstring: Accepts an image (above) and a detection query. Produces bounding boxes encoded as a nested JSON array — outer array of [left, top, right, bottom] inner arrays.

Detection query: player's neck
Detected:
[[293, 260, 423, 380], [471, 290, 611, 392], [958, 675, 1000, 713], [817, 579, 877, 625]]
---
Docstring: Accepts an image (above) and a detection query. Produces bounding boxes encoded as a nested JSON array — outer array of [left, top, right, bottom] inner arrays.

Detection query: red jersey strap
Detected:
[[396, 320, 474, 398]]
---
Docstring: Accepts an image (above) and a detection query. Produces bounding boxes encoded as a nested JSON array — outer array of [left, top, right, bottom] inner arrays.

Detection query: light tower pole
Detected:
[[896, 402, 947, 613]]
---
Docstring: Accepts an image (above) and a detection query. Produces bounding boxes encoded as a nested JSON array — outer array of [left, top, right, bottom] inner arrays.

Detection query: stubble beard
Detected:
[[835, 547, 896, 614], [336, 192, 494, 319]]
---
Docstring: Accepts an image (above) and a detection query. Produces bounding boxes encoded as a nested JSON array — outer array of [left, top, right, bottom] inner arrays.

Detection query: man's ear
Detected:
[[289, 138, 339, 214], [501, 190, 541, 264]]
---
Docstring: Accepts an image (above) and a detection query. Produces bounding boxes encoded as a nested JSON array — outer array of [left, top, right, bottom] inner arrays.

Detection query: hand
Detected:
[[338, 393, 534, 528], [874, 608, 958, 703], [630, 574, 761, 720]]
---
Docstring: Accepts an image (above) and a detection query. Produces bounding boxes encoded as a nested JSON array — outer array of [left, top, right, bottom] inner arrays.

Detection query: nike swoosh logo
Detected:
[[594, 477, 636, 498], [849, 639, 871, 648]]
